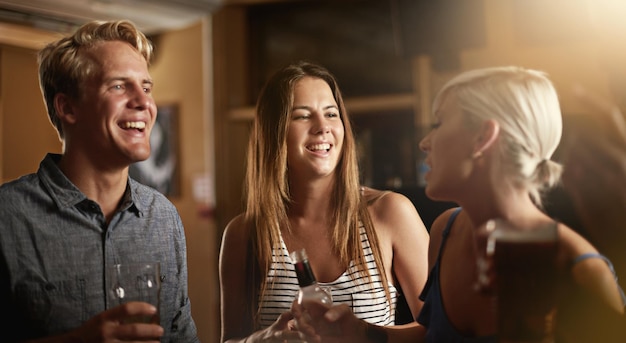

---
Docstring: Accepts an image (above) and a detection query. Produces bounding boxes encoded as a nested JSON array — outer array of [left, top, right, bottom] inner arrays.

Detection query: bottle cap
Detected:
[[291, 249, 316, 287]]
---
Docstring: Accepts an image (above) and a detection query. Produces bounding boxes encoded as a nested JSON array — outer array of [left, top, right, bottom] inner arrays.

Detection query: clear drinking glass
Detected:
[[107, 262, 161, 324]]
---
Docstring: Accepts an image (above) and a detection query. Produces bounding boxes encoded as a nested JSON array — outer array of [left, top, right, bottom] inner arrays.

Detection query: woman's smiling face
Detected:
[[286, 76, 344, 180]]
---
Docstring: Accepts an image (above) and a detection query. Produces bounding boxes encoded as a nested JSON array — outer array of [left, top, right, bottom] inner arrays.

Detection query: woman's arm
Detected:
[[220, 216, 305, 343], [555, 224, 626, 343], [558, 224, 624, 313], [368, 191, 430, 319], [219, 215, 255, 342]]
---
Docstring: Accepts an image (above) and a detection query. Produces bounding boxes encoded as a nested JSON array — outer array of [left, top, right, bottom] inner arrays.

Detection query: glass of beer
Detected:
[[489, 220, 558, 343]]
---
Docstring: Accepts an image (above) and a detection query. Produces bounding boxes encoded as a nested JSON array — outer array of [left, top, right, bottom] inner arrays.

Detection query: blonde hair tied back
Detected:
[[435, 66, 563, 207]]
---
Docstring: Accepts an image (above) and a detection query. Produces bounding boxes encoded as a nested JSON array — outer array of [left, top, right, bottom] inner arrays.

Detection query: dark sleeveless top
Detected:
[[417, 207, 626, 343], [417, 208, 496, 343]]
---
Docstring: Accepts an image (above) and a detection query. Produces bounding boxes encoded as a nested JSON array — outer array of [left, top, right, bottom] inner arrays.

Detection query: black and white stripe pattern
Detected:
[[258, 226, 397, 328]]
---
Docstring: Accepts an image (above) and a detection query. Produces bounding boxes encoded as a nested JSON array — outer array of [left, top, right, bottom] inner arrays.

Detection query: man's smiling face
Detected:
[[67, 40, 157, 168]]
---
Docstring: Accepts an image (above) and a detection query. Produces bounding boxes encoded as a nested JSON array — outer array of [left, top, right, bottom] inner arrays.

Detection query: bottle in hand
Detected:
[[291, 249, 333, 341], [291, 249, 332, 306]]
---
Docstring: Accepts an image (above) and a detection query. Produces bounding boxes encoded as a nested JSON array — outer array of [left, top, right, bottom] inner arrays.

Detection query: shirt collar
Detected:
[[38, 153, 142, 216], [126, 178, 146, 217]]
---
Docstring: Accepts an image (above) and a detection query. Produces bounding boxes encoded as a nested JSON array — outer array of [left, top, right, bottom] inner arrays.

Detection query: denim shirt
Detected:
[[0, 153, 199, 343]]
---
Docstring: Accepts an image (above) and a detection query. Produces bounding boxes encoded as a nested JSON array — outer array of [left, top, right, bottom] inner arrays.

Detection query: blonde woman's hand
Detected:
[[292, 301, 384, 343]]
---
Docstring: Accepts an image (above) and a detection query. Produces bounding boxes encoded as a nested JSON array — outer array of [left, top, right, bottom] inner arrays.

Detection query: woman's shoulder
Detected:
[[363, 187, 414, 213], [220, 213, 255, 273], [555, 222, 626, 314], [365, 188, 426, 226], [556, 222, 599, 262], [431, 207, 463, 234], [222, 213, 252, 248], [363, 187, 429, 238]]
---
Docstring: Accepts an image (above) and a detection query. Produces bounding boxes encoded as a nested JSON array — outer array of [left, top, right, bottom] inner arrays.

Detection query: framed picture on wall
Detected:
[[129, 104, 180, 197]]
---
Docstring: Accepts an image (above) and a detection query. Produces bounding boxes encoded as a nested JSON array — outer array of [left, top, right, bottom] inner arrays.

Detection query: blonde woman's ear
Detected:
[[473, 119, 499, 158]]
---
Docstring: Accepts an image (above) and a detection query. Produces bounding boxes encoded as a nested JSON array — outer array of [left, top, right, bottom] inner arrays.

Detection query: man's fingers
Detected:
[[102, 301, 160, 328], [105, 301, 158, 319], [114, 322, 163, 341]]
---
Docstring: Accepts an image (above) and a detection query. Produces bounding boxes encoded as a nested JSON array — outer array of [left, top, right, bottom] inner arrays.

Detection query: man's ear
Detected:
[[473, 119, 499, 158], [54, 93, 77, 125]]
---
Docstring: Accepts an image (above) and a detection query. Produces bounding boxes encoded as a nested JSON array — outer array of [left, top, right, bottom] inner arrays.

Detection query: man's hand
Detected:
[[66, 302, 163, 343]]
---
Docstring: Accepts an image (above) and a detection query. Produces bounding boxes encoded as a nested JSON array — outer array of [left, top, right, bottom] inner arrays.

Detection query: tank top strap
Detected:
[[419, 207, 462, 303], [572, 252, 626, 306], [436, 207, 462, 262]]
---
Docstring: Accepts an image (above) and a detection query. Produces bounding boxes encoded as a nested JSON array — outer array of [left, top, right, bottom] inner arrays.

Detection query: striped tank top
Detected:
[[258, 225, 398, 328]]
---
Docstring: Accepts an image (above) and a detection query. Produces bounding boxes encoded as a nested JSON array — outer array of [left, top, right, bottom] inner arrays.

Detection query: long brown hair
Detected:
[[243, 60, 391, 327]]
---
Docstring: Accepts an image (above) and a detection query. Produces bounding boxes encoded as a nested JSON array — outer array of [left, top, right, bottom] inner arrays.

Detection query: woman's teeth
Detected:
[[120, 121, 146, 129], [308, 143, 330, 151]]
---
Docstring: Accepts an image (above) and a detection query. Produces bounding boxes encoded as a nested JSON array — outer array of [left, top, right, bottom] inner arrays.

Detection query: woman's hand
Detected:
[[473, 220, 497, 294], [247, 311, 307, 343], [292, 301, 380, 343]]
